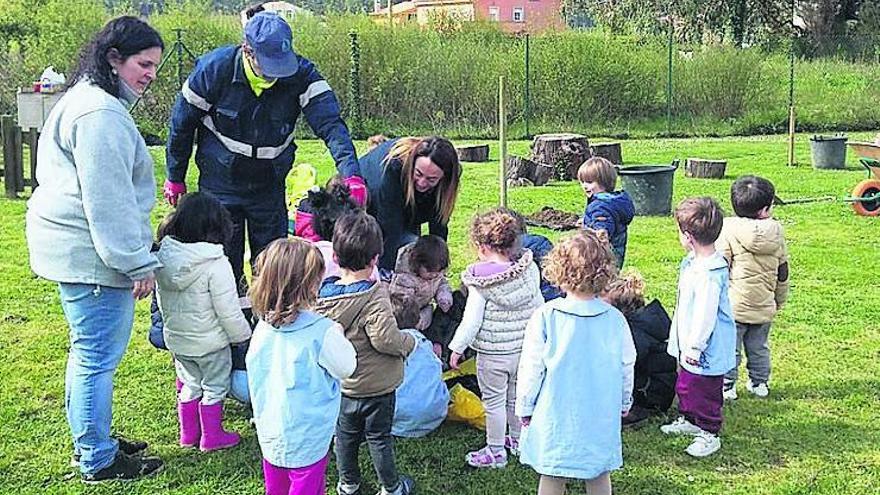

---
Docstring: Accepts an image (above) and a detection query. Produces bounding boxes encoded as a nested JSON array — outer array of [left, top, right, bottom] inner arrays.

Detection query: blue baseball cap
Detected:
[[244, 11, 298, 79]]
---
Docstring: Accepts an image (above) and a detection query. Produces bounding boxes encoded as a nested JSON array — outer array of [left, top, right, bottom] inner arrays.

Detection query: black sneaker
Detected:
[[71, 435, 148, 468], [81, 452, 163, 484]]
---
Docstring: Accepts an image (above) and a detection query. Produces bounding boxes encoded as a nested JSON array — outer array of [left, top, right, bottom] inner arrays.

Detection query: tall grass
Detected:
[[1, 1, 879, 138]]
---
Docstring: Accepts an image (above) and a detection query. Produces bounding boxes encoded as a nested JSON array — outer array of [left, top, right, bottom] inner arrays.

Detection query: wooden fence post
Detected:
[[2, 115, 20, 199], [27, 128, 38, 190], [12, 125, 23, 193]]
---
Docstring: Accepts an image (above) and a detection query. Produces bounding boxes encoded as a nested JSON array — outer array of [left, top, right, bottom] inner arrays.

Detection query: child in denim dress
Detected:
[[516, 229, 635, 495]]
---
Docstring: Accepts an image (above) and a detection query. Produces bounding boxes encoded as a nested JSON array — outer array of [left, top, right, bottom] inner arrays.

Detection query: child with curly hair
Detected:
[[448, 207, 544, 468], [516, 229, 636, 495]]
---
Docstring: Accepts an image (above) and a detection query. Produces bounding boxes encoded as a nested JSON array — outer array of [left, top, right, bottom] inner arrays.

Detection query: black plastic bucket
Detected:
[[618, 162, 678, 216]]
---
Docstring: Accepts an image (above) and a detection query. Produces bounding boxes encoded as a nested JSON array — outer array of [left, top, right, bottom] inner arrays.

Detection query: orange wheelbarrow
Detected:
[[846, 142, 880, 216]]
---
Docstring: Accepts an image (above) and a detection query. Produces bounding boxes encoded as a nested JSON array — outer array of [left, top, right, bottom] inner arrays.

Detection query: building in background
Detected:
[[370, 0, 563, 32], [474, 0, 564, 33]]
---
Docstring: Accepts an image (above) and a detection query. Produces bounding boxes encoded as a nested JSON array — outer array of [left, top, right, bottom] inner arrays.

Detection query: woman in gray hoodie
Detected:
[[25, 17, 165, 483]]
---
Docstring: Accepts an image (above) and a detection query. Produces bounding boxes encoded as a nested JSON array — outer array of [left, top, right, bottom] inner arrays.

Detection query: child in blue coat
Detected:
[[389, 293, 449, 438], [516, 229, 636, 495], [247, 238, 356, 495], [578, 157, 635, 268], [661, 197, 736, 458]]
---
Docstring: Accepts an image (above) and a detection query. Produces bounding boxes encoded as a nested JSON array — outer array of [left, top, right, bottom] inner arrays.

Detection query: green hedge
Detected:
[[2, 1, 879, 139]]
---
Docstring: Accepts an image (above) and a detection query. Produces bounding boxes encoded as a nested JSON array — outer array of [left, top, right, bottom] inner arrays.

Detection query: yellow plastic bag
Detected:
[[287, 163, 317, 210], [443, 357, 485, 430], [441, 356, 477, 381], [447, 383, 485, 431]]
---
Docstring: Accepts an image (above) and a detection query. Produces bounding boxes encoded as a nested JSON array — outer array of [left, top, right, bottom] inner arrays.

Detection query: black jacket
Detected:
[[626, 299, 678, 412], [360, 139, 449, 269]]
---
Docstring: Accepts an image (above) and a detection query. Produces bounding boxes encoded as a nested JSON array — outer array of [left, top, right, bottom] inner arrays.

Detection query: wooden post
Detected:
[[499, 76, 507, 208], [387, 0, 392, 26], [788, 106, 796, 167], [27, 128, 38, 190], [12, 125, 23, 193], [3, 115, 19, 199]]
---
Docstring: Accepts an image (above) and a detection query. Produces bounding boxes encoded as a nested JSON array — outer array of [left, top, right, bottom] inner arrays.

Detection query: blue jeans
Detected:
[[59, 283, 135, 474]]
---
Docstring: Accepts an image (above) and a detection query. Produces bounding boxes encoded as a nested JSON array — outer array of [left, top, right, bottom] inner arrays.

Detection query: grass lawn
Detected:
[[1, 132, 878, 494]]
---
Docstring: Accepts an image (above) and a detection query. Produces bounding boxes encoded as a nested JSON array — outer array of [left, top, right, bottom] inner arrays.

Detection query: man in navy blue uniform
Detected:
[[164, 11, 363, 290]]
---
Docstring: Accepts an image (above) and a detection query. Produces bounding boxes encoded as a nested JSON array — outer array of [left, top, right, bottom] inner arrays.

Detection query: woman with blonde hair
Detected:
[[358, 136, 462, 270]]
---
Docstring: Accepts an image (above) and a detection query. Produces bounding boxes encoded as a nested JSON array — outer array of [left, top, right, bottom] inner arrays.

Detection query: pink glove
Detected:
[[343, 175, 367, 207], [163, 180, 186, 206], [294, 209, 321, 242]]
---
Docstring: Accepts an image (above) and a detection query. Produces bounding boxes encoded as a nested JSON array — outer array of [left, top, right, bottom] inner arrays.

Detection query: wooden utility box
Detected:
[[16, 90, 64, 132]]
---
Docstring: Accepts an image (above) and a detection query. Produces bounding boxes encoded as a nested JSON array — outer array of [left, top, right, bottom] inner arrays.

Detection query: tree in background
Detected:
[[562, 0, 793, 45], [562, 0, 876, 54]]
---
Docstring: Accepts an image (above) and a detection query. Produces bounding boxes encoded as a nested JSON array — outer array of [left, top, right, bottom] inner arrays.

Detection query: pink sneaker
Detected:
[[504, 436, 520, 457], [465, 445, 507, 468]]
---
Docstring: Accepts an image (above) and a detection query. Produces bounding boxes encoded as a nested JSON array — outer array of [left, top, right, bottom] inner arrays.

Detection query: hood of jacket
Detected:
[[721, 217, 784, 256], [462, 249, 534, 288], [156, 237, 225, 291], [314, 281, 380, 329]]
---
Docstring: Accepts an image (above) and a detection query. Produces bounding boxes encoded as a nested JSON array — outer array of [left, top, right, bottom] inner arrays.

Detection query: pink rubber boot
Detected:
[[198, 402, 240, 452], [178, 399, 201, 448]]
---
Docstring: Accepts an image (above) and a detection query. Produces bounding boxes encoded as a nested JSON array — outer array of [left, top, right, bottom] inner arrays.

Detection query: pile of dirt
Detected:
[[525, 206, 581, 231]]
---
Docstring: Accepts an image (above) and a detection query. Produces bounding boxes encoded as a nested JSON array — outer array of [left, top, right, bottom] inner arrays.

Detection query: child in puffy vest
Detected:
[[154, 192, 252, 452], [389, 235, 454, 331], [578, 157, 635, 268], [448, 207, 544, 468], [661, 197, 736, 458], [516, 229, 636, 495], [717, 175, 789, 400], [246, 238, 356, 495]]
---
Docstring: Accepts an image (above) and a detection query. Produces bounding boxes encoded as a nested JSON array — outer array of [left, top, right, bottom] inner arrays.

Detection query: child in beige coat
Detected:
[[716, 176, 790, 400]]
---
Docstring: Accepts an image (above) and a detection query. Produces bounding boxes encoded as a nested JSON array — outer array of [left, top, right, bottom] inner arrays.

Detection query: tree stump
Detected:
[[530, 133, 591, 181], [506, 155, 537, 182], [532, 163, 555, 186], [506, 156, 554, 186], [456, 144, 489, 162], [507, 177, 534, 188], [684, 158, 727, 179], [590, 142, 623, 165]]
